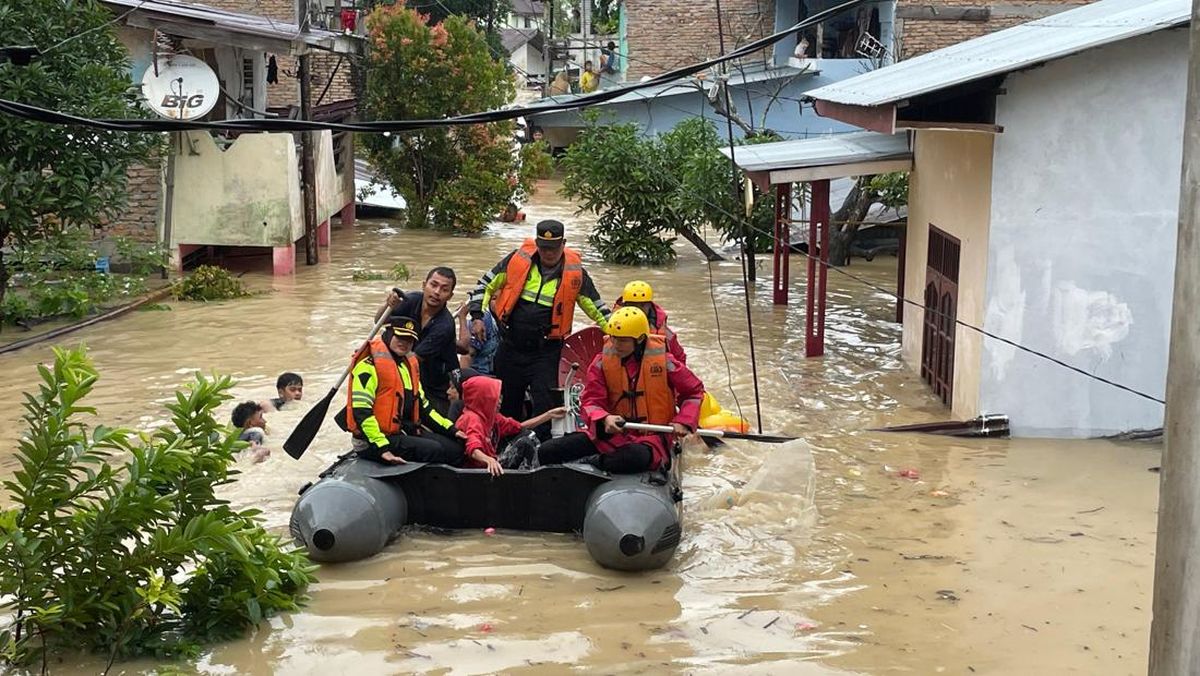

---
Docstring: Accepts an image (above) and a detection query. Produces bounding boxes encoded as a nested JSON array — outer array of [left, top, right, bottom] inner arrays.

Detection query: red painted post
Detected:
[[806, 179, 830, 358], [772, 183, 792, 305]]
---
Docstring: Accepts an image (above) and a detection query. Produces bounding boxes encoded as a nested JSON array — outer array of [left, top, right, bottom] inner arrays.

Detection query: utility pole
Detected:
[[580, 0, 592, 67], [297, 0, 319, 266], [545, 1, 555, 92], [1150, 0, 1200, 673]]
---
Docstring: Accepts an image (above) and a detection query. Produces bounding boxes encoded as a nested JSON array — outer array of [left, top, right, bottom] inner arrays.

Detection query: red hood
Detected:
[[462, 376, 502, 430], [612, 300, 669, 329]]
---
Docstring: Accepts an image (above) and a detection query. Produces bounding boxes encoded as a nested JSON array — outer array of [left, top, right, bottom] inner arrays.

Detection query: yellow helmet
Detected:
[[621, 280, 654, 303], [606, 307, 650, 339]]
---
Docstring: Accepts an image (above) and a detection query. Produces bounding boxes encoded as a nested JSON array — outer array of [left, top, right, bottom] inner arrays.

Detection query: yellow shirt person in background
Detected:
[[580, 60, 599, 93]]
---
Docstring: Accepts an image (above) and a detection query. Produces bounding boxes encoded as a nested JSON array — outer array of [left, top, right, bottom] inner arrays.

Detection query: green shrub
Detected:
[[350, 269, 387, 282], [172, 266, 250, 301], [0, 347, 316, 667]]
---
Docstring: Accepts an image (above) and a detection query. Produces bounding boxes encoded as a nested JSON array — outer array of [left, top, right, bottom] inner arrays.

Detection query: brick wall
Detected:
[[105, 159, 163, 242], [183, 0, 355, 108], [625, 0, 778, 80], [897, 1, 1095, 58]]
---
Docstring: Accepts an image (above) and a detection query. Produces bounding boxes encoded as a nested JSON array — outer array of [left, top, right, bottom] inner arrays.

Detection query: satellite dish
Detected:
[[142, 54, 219, 120]]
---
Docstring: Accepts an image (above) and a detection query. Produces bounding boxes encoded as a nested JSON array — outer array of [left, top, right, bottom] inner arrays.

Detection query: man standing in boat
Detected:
[[612, 280, 687, 365], [536, 306, 705, 473], [378, 266, 460, 416], [338, 316, 463, 465], [467, 220, 611, 437]]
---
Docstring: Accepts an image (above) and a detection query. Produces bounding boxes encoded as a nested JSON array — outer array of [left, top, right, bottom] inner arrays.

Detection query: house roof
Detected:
[[719, 131, 912, 186], [101, 0, 362, 55], [524, 64, 814, 116], [805, 0, 1189, 108], [511, 0, 545, 17], [501, 28, 543, 54]]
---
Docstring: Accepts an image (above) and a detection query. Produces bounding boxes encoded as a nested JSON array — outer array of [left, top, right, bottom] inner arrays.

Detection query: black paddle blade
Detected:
[[720, 431, 797, 444], [284, 387, 336, 459]]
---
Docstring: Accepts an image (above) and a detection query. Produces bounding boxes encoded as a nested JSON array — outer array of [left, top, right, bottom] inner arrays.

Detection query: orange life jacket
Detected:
[[490, 239, 584, 339], [343, 338, 421, 436], [601, 335, 675, 425]]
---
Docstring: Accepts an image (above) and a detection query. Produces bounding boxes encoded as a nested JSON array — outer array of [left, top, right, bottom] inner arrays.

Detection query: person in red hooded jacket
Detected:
[[537, 306, 704, 473], [455, 373, 567, 476], [612, 280, 687, 364]]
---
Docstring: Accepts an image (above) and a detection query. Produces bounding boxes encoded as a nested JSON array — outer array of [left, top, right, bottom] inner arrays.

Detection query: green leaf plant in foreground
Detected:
[[0, 346, 316, 670]]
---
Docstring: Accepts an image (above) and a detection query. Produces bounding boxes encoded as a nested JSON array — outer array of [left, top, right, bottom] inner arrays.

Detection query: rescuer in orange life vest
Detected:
[[612, 280, 687, 365], [467, 220, 611, 437], [536, 306, 706, 473], [337, 316, 463, 465]]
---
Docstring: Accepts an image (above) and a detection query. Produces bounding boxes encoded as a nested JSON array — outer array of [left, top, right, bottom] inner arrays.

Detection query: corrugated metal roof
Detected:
[[718, 131, 910, 172], [103, 0, 361, 54], [805, 0, 1188, 107]]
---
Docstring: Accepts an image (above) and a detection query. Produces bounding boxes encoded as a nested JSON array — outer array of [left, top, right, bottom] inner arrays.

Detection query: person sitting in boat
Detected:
[[455, 373, 568, 476], [612, 280, 687, 365], [536, 307, 705, 473], [337, 315, 464, 466]]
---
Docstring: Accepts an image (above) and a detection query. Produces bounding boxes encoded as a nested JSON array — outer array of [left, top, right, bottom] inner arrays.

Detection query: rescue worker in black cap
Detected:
[[338, 315, 463, 465], [467, 220, 610, 437]]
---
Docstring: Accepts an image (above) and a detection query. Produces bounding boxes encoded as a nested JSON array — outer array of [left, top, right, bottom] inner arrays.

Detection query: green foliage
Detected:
[[676, 125, 777, 253], [560, 116, 775, 264], [2, 229, 160, 326], [172, 266, 250, 302], [0, 0, 159, 307], [112, 236, 169, 276], [0, 347, 316, 667], [350, 269, 386, 282], [350, 262, 409, 283], [869, 172, 909, 209], [559, 117, 679, 265], [361, 6, 520, 232]]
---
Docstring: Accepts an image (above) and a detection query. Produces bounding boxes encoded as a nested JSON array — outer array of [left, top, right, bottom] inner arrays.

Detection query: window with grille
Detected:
[[241, 58, 255, 111]]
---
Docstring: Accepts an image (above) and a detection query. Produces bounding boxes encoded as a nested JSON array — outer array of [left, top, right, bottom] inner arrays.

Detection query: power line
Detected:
[[715, 0, 763, 434], [0, 0, 872, 133]]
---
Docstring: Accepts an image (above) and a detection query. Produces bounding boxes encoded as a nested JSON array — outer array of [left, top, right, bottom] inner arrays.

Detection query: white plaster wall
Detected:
[[981, 28, 1188, 437]]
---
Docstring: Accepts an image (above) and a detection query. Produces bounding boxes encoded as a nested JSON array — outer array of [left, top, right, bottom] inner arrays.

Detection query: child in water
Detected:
[[452, 372, 566, 476], [269, 372, 304, 410], [231, 401, 271, 464]]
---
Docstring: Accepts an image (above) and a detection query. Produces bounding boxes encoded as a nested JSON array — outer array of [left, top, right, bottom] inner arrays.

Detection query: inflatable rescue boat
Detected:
[[289, 327, 689, 571]]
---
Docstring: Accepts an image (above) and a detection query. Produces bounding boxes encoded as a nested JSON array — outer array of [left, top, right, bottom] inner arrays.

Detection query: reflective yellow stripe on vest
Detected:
[[518, 265, 559, 307]]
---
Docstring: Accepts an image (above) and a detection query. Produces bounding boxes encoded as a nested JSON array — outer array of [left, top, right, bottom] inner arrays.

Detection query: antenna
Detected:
[[141, 54, 219, 120]]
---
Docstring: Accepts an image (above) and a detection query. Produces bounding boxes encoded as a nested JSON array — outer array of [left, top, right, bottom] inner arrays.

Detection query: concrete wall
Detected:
[[903, 129, 995, 419], [170, 131, 303, 248], [979, 28, 1188, 436], [314, 130, 350, 225]]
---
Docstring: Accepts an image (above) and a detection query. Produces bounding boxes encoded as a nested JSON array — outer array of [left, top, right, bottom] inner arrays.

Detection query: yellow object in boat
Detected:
[[700, 411, 750, 433]]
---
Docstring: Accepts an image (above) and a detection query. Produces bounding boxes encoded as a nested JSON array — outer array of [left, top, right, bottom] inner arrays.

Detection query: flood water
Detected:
[[0, 182, 1161, 674]]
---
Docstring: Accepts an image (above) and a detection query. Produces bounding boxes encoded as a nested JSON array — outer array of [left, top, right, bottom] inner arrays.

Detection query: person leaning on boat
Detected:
[[612, 280, 687, 365], [536, 306, 705, 473], [467, 220, 610, 438], [336, 316, 463, 465]]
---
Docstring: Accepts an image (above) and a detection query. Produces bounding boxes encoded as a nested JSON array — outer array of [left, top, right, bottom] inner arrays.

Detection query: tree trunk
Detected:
[[676, 226, 724, 262], [827, 177, 879, 267]]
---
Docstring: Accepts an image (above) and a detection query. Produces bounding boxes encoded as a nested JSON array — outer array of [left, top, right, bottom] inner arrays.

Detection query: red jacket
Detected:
[[457, 376, 523, 467], [612, 300, 687, 364], [579, 349, 704, 469]]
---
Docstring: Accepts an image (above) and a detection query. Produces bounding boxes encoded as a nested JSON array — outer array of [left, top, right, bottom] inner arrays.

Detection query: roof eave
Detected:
[[813, 100, 897, 135]]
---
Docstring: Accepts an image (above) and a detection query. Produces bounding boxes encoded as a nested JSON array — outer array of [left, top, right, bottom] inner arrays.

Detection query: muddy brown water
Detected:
[[0, 185, 1160, 674]]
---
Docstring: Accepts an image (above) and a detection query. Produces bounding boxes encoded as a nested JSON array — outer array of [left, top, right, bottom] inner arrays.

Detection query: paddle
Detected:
[[619, 421, 797, 444], [284, 306, 392, 459]]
